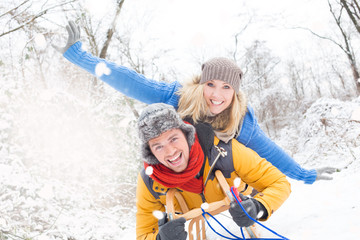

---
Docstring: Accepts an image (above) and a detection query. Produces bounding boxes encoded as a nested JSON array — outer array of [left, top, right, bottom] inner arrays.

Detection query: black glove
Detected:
[[156, 213, 187, 240], [53, 21, 81, 54], [229, 194, 267, 227]]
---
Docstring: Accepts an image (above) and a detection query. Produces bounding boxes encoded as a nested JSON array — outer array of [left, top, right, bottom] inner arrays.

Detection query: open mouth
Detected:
[[211, 100, 224, 106], [167, 152, 182, 165]]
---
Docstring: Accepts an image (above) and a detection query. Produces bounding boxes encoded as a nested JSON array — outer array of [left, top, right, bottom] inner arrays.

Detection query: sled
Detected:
[[166, 170, 259, 239]]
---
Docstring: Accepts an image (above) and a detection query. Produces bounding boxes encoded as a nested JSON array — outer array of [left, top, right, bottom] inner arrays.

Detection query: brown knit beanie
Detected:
[[200, 57, 243, 93]]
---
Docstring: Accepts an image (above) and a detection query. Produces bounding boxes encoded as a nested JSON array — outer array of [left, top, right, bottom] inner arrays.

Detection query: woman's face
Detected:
[[203, 79, 235, 115]]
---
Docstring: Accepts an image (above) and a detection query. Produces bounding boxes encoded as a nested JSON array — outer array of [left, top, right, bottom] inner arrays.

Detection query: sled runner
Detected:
[[166, 170, 259, 240]]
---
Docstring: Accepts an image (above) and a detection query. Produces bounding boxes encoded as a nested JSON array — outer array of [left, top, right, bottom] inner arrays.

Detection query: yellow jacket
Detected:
[[136, 137, 291, 240]]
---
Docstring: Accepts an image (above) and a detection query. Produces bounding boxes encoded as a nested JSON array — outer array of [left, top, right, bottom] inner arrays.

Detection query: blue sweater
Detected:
[[64, 41, 317, 184]]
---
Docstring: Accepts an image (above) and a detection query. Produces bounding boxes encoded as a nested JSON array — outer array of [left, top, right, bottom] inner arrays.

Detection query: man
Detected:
[[136, 103, 291, 240]]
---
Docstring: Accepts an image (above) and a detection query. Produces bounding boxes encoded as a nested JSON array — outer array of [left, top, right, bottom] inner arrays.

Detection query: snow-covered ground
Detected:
[[267, 173, 360, 240], [0, 97, 359, 239], [202, 169, 360, 240]]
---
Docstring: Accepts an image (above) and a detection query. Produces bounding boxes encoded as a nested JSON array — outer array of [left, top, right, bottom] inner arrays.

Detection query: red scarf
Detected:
[[144, 134, 204, 194]]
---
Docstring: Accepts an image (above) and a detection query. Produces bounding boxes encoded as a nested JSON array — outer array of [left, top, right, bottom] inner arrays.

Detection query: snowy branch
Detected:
[[242, 59, 281, 88], [0, 0, 30, 19], [340, 0, 360, 35], [0, 0, 77, 38], [0, 229, 27, 240], [290, 26, 345, 52]]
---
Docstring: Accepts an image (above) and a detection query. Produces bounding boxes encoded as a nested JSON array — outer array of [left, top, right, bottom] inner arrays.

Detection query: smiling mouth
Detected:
[[211, 100, 223, 106], [167, 153, 182, 164]]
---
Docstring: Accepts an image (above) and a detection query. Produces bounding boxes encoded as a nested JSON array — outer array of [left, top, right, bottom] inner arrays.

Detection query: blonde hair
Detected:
[[177, 75, 247, 136]]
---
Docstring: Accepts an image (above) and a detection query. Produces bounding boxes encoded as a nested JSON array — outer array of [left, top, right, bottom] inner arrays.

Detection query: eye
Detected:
[[170, 137, 178, 143], [223, 85, 231, 89], [206, 82, 214, 87], [154, 145, 163, 151]]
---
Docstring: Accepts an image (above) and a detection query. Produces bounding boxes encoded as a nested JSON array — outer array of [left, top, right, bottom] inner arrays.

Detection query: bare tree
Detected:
[[328, 0, 360, 95], [99, 0, 125, 59], [1, 1, 65, 88], [73, 0, 143, 117], [76, 0, 126, 93], [294, 1, 360, 95], [238, 40, 286, 135], [232, 17, 252, 62], [113, 31, 175, 119], [340, 0, 360, 35], [0, 0, 76, 38], [286, 61, 305, 100], [241, 40, 280, 91]]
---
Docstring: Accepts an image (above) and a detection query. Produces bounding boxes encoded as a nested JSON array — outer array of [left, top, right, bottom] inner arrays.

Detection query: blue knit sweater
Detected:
[[64, 41, 317, 184]]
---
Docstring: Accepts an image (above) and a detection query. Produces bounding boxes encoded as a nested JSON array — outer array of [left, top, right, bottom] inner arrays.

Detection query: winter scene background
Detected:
[[1, 0, 360, 239]]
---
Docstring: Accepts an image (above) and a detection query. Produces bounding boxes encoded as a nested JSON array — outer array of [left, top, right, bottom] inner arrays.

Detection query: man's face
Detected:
[[148, 128, 190, 173]]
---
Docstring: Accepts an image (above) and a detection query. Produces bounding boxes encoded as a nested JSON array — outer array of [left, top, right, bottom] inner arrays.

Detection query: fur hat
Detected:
[[137, 103, 196, 165], [200, 57, 243, 93]]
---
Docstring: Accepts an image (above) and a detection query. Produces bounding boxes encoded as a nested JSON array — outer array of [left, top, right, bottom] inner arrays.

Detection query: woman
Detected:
[[55, 21, 335, 184]]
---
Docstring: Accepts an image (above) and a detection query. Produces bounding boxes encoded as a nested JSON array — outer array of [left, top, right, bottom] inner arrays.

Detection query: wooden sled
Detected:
[[166, 170, 259, 239]]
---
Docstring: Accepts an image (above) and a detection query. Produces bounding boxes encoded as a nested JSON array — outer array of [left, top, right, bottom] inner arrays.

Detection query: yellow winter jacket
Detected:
[[136, 137, 291, 240]]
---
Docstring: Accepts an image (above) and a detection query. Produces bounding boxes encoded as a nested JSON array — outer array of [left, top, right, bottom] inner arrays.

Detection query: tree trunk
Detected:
[[340, 0, 360, 35], [99, 0, 125, 59], [91, 0, 125, 95], [350, 61, 360, 94], [329, 0, 360, 95]]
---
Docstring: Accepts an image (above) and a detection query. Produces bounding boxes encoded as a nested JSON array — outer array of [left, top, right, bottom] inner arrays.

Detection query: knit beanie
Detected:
[[137, 103, 196, 165], [200, 57, 243, 93]]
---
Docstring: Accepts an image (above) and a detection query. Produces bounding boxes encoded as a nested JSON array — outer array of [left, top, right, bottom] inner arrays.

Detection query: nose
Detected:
[[210, 86, 221, 98], [164, 144, 176, 157]]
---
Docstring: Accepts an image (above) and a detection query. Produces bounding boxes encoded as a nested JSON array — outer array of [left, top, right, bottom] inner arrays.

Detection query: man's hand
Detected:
[[53, 21, 81, 54], [156, 213, 187, 240], [229, 194, 266, 227], [316, 167, 338, 181]]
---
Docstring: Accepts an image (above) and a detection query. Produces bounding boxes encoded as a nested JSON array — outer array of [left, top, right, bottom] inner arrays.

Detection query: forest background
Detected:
[[0, 0, 359, 239]]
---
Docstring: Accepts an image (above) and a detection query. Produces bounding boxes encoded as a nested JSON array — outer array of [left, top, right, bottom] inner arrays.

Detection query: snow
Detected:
[[233, 177, 241, 188], [351, 107, 360, 121], [290, 98, 360, 170], [145, 166, 154, 176], [153, 210, 165, 220], [1, 94, 359, 239], [1, 0, 359, 238], [83, 0, 115, 20], [201, 203, 210, 210], [197, 172, 360, 240], [95, 62, 111, 77], [34, 34, 47, 50], [267, 174, 360, 239]]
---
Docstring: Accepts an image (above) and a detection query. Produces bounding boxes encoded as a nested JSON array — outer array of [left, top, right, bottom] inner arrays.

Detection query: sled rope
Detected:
[[199, 187, 289, 240]]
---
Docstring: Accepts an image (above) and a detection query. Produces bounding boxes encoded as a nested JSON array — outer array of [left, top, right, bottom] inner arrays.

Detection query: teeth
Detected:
[[169, 153, 181, 162], [211, 100, 223, 105]]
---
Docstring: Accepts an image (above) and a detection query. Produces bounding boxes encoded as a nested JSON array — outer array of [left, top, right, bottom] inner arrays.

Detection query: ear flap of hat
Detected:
[[141, 143, 160, 165], [182, 123, 196, 148]]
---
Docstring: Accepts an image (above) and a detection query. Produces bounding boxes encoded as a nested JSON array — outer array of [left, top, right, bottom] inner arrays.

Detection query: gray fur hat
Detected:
[[137, 103, 196, 165], [200, 57, 243, 93]]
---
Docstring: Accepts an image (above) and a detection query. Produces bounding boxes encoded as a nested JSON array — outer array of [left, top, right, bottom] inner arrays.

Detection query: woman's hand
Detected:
[[315, 167, 338, 181], [53, 21, 81, 54]]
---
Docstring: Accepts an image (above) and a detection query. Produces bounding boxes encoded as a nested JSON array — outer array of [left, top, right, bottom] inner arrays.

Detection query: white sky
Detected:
[[80, 0, 335, 79], [124, 0, 331, 54]]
